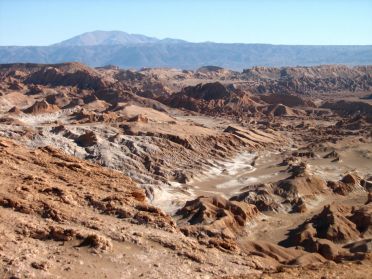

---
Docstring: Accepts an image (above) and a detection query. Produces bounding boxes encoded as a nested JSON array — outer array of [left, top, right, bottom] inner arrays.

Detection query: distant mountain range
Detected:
[[1, 31, 371, 70]]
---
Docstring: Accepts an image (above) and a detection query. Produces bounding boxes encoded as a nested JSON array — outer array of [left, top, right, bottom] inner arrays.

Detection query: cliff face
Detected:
[[242, 65, 372, 94]]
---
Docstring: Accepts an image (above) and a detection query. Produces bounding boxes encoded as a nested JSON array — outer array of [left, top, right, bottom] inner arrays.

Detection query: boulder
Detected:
[[75, 131, 98, 147]]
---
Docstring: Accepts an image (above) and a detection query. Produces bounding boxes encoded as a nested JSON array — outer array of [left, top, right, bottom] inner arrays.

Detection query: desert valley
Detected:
[[0, 61, 371, 278]]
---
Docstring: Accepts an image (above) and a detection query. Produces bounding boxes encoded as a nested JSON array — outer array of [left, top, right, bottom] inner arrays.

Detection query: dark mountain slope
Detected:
[[1, 31, 371, 69]]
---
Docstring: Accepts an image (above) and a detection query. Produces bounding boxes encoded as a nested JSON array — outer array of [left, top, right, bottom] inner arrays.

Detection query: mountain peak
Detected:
[[54, 30, 159, 46]]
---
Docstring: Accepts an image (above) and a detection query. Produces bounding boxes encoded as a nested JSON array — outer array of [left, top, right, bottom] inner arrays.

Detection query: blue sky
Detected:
[[0, 0, 371, 46]]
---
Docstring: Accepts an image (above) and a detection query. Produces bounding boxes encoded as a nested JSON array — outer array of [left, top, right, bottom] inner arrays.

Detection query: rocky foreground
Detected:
[[0, 63, 371, 278]]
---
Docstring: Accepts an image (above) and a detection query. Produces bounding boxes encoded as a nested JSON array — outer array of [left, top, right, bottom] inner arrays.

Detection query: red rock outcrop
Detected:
[[349, 204, 372, 235], [8, 106, 22, 114], [327, 172, 363, 195], [230, 184, 281, 212], [163, 82, 260, 116], [265, 103, 305, 117], [24, 63, 111, 90], [23, 100, 60, 114], [279, 204, 371, 261], [259, 93, 315, 108], [275, 163, 328, 200], [176, 196, 259, 241], [322, 100, 372, 117]]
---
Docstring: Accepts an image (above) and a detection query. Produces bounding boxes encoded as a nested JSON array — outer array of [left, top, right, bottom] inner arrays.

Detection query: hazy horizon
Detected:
[[3, 30, 372, 47], [1, 0, 372, 46]]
